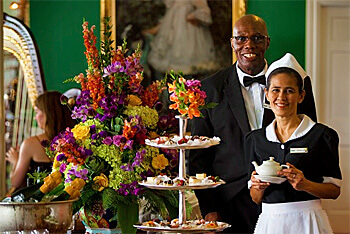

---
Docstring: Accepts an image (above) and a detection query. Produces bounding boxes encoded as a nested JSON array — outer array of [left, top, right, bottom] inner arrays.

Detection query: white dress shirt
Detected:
[[236, 62, 268, 130]]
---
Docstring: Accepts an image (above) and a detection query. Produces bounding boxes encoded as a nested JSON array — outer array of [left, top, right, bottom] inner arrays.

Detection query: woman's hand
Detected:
[[251, 171, 270, 191], [277, 163, 309, 191], [5, 146, 19, 166], [278, 162, 341, 199], [250, 171, 270, 204]]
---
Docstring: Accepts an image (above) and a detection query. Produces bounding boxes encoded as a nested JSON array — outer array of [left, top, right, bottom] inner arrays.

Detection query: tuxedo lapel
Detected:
[[224, 64, 250, 135]]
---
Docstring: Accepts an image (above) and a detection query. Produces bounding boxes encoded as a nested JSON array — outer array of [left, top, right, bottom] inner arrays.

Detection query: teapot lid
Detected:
[[262, 157, 280, 165]]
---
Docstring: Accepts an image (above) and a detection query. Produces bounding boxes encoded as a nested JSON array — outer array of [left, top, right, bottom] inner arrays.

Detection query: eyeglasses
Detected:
[[232, 35, 268, 44]]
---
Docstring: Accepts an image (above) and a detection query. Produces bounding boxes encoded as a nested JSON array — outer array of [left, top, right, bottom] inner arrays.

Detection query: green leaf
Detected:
[[27, 170, 50, 184], [117, 201, 138, 234], [205, 102, 219, 109], [63, 77, 76, 83], [96, 108, 104, 114]]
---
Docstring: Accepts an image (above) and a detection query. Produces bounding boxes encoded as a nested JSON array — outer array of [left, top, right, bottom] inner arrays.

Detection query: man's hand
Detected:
[[205, 211, 222, 221]]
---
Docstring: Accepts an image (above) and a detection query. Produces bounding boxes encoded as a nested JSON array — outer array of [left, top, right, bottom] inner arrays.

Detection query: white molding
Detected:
[[306, 0, 350, 115]]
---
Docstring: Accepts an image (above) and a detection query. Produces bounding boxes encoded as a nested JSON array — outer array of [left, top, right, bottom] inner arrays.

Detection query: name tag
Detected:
[[290, 147, 308, 153], [263, 103, 271, 109]]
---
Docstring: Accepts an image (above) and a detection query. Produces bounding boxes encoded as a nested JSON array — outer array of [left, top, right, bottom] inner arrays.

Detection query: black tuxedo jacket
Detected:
[[189, 63, 317, 216]]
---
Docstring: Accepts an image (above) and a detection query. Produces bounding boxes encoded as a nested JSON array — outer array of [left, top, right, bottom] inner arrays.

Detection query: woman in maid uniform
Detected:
[[246, 53, 342, 234]]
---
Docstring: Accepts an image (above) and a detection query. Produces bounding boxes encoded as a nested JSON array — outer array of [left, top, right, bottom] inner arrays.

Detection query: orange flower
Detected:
[[168, 81, 176, 93], [179, 108, 188, 115], [179, 77, 186, 84], [169, 102, 179, 110], [169, 93, 179, 102], [188, 105, 201, 119], [167, 71, 207, 119], [122, 119, 137, 140]]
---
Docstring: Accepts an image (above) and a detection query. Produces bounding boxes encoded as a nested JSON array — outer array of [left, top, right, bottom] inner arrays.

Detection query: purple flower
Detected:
[[59, 163, 67, 173], [117, 183, 129, 196], [77, 147, 93, 157], [132, 149, 146, 167], [117, 181, 141, 196], [113, 135, 126, 147], [71, 105, 89, 121], [185, 79, 201, 88], [85, 149, 93, 156], [124, 59, 137, 76], [92, 133, 98, 140], [76, 90, 91, 106], [103, 61, 124, 77], [99, 131, 107, 138], [67, 165, 89, 181], [56, 153, 66, 161], [102, 136, 113, 145], [75, 168, 89, 180], [90, 125, 96, 134], [121, 163, 133, 172], [199, 90, 207, 99], [123, 140, 134, 150], [129, 181, 141, 195]]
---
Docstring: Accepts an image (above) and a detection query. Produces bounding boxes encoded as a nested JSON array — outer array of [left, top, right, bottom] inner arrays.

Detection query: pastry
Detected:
[[189, 177, 202, 184], [196, 173, 207, 179]]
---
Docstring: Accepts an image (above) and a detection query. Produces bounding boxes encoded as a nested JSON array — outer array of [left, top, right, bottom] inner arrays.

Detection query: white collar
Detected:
[[266, 115, 316, 143], [236, 61, 268, 90]]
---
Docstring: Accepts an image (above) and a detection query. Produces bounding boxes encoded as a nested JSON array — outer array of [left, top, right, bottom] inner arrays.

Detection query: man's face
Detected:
[[231, 19, 270, 76]]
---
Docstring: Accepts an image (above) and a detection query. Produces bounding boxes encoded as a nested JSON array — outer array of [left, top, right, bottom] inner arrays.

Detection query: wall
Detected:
[[29, 0, 306, 91], [247, 0, 306, 67], [30, 0, 100, 93]]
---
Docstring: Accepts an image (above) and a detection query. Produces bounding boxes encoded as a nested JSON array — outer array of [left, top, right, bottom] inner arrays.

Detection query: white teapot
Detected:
[[251, 157, 289, 176]]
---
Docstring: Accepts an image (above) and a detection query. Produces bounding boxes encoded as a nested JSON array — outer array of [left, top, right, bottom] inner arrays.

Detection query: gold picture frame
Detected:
[[100, 0, 246, 63]]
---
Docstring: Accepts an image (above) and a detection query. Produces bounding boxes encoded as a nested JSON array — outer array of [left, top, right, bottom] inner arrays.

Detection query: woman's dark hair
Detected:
[[266, 67, 304, 93], [35, 91, 76, 140]]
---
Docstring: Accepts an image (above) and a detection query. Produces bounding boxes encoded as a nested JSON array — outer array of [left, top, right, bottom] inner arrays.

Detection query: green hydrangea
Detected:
[[124, 105, 158, 129], [92, 144, 122, 169]]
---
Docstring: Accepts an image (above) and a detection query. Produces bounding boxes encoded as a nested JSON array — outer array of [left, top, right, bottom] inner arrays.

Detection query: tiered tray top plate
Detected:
[[145, 135, 220, 149]]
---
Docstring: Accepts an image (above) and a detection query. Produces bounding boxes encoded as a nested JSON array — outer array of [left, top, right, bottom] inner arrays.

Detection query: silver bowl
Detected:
[[0, 199, 76, 232]]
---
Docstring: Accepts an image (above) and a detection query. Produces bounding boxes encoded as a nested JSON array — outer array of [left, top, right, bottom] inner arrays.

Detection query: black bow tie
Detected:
[[243, 75, 266, 87]]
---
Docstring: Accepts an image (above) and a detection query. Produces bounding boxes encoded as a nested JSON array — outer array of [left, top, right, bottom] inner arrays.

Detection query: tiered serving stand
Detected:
[[135, 116, 231, 233]]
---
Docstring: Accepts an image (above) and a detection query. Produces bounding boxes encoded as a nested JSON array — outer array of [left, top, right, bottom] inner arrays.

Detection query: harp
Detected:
[[1, 13, 46, 195]]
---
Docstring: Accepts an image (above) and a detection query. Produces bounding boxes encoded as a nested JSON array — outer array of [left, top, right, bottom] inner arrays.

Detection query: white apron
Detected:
[[254, 200, 333, 234]]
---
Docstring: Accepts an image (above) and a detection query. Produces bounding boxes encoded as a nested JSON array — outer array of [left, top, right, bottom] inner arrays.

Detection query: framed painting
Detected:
[[101, 0, 246, 81]]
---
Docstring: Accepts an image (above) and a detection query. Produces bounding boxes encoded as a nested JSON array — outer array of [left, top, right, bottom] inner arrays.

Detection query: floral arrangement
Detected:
[[167, 71, 216, 119], [44, 18, 183, 233]]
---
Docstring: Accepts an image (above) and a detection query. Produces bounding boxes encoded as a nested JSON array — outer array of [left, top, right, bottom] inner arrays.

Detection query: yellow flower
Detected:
[[152, 154, 169, 170], [71, 124, 90, 141], [53, 154, 61, 169], [92, 173, 109, 191], [65, 178, 86, 198], [127, 94, 142, 106]]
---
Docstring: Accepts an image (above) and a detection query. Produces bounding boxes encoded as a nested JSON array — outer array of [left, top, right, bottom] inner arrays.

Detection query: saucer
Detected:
[[254, 175, 287, 184]]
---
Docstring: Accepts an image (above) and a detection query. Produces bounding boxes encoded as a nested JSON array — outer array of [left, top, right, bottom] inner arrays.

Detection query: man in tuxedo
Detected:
[[189, 14, 316, 233]]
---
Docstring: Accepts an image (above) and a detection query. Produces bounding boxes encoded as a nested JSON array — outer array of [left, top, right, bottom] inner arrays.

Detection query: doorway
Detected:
[[307, 1, 350, 233]]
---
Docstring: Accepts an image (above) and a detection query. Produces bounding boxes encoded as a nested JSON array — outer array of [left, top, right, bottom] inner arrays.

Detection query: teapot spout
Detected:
[[251, 161, 259, 171]]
